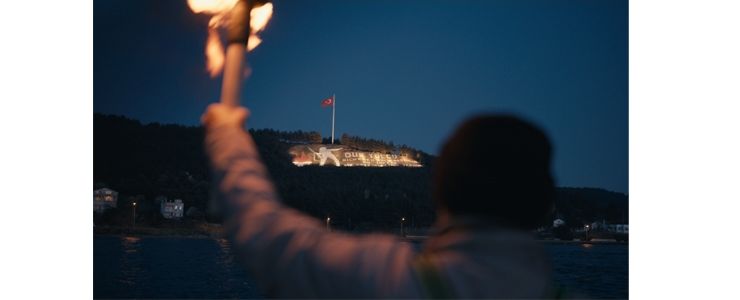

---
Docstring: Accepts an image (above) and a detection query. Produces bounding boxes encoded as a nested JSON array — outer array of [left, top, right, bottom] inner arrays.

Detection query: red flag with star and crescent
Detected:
[[321, 97, 334, 107]]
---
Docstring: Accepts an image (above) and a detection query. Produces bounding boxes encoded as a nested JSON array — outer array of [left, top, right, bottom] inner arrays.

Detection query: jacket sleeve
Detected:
[[205, 125, 421, 298]]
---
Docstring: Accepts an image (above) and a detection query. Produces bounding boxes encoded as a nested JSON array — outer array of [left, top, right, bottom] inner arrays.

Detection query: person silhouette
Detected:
[[202, 103, 557, 298], [308, 146, 342, 166]]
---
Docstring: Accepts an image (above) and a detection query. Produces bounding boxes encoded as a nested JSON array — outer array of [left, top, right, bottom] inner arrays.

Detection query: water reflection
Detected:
[[216, 238, 235, 267], [122, 236, 140, 253], [214, 237, 256, 295], [581, 243, 594, 249], [118, 236, 147, 292]]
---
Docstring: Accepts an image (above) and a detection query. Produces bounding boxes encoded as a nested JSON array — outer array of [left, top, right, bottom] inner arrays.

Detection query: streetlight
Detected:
[[400, 217, 406, 237], [132, 202, 137, 228], [326, 217, 331, 232]]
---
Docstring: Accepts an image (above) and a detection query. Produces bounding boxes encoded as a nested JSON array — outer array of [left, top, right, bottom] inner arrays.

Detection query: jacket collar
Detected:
[[423, 212, 539, 254]]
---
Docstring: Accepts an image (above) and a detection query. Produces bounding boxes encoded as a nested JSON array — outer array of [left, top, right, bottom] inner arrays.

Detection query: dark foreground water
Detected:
[[94, 236, 627, 299], [545, 242, 628, 299]]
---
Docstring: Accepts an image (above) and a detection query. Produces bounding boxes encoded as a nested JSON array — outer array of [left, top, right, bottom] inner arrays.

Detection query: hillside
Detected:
[[94, 114, 627, 230]]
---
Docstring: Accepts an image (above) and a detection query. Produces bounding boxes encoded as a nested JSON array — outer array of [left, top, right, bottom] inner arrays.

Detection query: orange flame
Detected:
[[247, 2, 273, 51], [250, 3, 272, 34], [187, 0, 238, 14], [206, 29, 225, 77], [188, 0, 273, 77]]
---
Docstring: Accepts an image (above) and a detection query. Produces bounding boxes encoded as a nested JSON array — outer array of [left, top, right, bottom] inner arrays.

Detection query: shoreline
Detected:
[[93, 229, 627, 245], [93, 224, 224, 239]]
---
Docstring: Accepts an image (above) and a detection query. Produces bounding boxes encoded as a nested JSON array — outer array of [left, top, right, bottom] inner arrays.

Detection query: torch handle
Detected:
[[220, 44, 246, 106], [220, 0, 251, 107]]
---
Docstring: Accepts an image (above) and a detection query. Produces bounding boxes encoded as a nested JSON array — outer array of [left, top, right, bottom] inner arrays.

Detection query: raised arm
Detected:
[[201, 104, 420, 298]]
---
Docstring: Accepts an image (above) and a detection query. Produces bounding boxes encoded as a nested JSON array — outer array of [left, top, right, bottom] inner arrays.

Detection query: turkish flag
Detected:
[[321, 97, 334, 107]]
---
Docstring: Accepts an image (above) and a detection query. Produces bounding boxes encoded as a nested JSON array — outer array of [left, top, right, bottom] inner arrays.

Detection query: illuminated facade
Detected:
[[289, 144, 422, 167], [94, 188, 118, 213], [161, 199, 185, 219]]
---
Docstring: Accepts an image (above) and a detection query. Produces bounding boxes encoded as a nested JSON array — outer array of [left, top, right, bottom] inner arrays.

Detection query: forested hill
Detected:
[[94, 113, 627, 229]]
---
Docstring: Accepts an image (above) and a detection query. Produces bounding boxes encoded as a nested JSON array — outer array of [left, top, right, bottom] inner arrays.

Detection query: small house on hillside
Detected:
[[161, 199, 184, 219], [94, 188, 118, 213]]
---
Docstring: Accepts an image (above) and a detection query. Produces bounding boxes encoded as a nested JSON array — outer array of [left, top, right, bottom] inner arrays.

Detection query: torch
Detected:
[[188, 0, 273, 219], [220, 0, 250, 106], [188, 0, 274, 106]]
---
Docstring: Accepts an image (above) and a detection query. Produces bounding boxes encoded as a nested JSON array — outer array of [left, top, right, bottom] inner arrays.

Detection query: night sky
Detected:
[[94, 0, 628, 193]]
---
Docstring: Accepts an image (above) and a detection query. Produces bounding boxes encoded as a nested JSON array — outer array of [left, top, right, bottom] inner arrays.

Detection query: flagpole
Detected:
[[331, 94, 336, 144]]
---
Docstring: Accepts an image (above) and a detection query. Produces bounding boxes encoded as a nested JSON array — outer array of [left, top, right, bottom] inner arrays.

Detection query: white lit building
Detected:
[[161, 199, 185, 219], [608, 224, 629, 234], [94, 188, 118, 213]]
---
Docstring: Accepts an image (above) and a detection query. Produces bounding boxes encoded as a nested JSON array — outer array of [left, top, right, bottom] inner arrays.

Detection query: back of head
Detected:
[[433, 115, 554, 230]]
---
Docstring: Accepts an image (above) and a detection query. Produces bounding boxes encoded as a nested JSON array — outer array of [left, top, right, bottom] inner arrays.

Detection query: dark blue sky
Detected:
[[95, 0, 628, 193]]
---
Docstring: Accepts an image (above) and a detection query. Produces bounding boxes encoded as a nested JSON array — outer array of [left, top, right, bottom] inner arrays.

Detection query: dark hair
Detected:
[[433, 115, 554, 230]]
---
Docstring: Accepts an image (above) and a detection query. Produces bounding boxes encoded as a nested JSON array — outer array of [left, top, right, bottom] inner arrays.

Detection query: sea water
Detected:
[[94, 236, 627, 299]]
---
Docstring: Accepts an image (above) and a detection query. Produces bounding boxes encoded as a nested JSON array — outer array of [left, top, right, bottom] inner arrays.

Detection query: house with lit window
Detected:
[[94, 188, 118, 213], [161, 199, 185, 219]]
